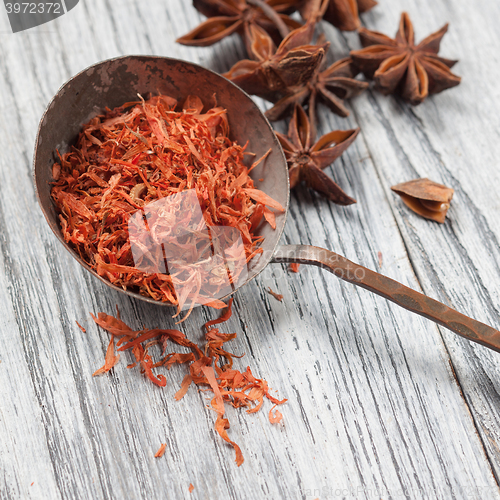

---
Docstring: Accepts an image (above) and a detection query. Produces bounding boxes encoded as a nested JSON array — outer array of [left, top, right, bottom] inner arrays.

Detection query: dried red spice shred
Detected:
[[92, 335, 120, 377], [205, 297, 234, 329], [154, 443, 167, 458], [51, 94, 283, 315], [267, 287, 283, 302], [269, 404, 283, 424], [75, 320, 86, 333], [90, 301, 286, 466]]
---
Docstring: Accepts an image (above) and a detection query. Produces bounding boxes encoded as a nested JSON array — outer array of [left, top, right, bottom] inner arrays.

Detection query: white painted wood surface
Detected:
[[1, 0, 500, 498]]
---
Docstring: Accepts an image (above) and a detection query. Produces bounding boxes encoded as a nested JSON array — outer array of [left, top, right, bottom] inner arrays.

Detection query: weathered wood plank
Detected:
[[0, 0, 500, 499], [348, 0, 500, 484]]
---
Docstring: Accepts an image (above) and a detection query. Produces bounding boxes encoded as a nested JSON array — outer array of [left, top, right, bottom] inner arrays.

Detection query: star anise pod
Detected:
[[301, 0, 377, 31], [275, 104, 359, 204], [391, 178, 454, 223], [176, 0, 302, 48], [223, 22, 327, 101], [350, 12, 461, 104], [265, 54, 368, 137]]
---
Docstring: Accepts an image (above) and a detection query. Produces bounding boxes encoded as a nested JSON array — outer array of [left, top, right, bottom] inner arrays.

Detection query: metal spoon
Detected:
[[33, 55, 500, 353]]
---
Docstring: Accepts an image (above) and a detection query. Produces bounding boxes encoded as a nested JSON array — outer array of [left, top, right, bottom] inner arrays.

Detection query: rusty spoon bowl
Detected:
[[34, 55, 500, 353]]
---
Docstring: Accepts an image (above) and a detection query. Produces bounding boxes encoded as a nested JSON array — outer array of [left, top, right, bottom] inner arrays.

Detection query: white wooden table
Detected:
[[1, 0, 500, 498]]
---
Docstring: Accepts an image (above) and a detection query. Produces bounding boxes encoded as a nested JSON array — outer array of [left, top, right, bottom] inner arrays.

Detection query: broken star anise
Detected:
[[391, 178, 454, 223], [301, 0, 377, 32], [275, 104, 359, 205], [265, 55, 368, 138], [350, 12, 461, 104], [223, 22, 327, 102], [176, 0, 302, 49]]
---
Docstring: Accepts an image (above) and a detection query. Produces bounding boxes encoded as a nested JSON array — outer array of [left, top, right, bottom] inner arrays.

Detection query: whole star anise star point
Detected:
[[176, 0, 302, 48], [223, 22, 327, 100], [301, 0, 378, 32], [276, 104, 359, 205], [265, 54, 368, 137], [350, 12, 461, 104]]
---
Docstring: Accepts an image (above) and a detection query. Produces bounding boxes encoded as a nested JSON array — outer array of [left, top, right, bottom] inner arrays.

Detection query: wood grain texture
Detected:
[[1, 0, 500, 499]]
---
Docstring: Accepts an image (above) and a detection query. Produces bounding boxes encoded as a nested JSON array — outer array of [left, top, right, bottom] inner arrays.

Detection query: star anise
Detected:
[[301, 0, 377, 31], [391, 178, 454, 223], [350, 12, 461, 104], [265, 54, 368, 137], [275, 104, 359, 204], [223, 22, 327, 102], [177, 0, 302, 48]]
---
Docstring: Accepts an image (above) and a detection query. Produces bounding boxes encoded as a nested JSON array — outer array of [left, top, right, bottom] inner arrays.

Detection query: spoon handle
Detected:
[[272, 244, 500, 353]]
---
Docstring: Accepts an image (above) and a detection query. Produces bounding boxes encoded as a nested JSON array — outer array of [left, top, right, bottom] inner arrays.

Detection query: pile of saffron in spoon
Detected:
[[51, 94, 283, 317]]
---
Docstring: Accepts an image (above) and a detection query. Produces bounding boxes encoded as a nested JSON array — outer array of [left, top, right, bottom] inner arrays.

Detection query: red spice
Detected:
[[269, 404, 283, 424], [189, 484, 195, 493], [51, 94, 283, 315], [92, 335, 120, 376], [154, 443, 167, 458], [205, 297, 234, 329], [290, 263, 300, 273], [75, 321, 86, 333], [267, 287, 283, 302], [89, 301, 286, 466]]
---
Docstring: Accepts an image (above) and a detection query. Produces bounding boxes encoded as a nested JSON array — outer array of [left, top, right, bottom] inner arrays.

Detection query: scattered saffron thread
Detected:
[[89, 301, 286, 466]]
